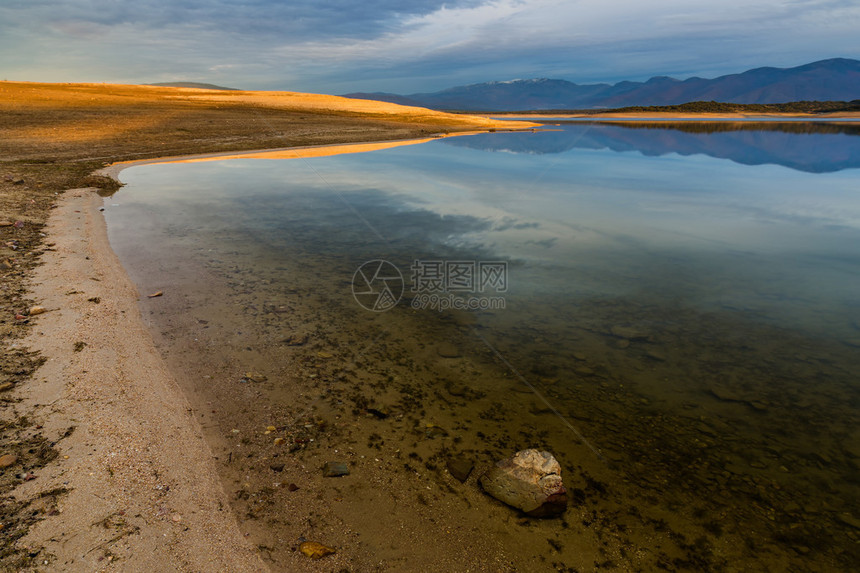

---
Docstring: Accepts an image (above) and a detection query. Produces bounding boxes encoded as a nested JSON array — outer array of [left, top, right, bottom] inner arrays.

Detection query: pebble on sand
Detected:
[[436, 342, 462, 358], [0, 453, 18, 468], [323, 461, 349, 477], [446, 457, 474, 482], [299, 541, 336, 559]]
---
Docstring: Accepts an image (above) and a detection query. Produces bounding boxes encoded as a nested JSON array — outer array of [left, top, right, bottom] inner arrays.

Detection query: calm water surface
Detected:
[[106, 122, 860, 572]]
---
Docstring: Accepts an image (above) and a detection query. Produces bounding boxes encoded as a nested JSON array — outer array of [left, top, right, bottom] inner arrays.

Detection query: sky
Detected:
[[1, 0, 858, 94]]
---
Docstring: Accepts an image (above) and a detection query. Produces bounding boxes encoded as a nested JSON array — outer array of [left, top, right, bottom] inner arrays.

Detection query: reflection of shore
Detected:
[[579, 120, 860, 135], [100, 137, 438, 177], [502, 111, 860, 120], [445, 121, 860, 173]]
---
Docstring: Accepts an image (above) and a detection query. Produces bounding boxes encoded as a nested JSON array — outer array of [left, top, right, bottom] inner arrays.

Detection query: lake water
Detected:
[[105, 122, 860, 572]]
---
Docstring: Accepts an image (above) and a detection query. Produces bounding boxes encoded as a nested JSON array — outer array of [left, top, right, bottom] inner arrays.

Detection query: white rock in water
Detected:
[[480, 449, 568, 517]]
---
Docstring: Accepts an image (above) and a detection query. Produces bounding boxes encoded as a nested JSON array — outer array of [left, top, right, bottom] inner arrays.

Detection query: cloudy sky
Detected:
[[1, 0, 858, 94]]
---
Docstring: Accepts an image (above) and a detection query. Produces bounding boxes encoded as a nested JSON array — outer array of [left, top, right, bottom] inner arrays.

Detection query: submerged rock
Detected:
[[367, 404, 390, 419], [610, 325, 650, 341], [437, 342, 462, 358], [322, 461, 349, 477], [283, 333, 308, 346], [447, 457, 474, 482], [479, 449, 568, 517]]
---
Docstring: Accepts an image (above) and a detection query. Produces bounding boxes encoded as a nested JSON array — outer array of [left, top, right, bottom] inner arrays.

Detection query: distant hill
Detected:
[[147, 82, 238, 91], [343, 59, 860, 111]]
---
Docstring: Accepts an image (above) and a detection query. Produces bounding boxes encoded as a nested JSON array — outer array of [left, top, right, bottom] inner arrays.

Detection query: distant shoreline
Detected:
[[502, 111, 860, 120], [492, 111, 860, 121]]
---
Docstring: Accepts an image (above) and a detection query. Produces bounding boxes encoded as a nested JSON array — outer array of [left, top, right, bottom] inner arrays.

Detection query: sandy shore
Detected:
[[14, 189, 267, 571]]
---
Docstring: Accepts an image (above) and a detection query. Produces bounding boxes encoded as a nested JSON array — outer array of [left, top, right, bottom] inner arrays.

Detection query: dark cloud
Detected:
[[1, 0, 858, 93]]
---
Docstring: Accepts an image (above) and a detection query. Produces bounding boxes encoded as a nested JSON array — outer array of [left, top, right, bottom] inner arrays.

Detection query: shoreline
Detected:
[[96, 133, 483, 178], [15, 189, 268, 571]]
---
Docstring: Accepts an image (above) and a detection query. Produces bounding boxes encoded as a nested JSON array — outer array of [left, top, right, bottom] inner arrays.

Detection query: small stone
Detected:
[[322, 461, 349, 477], [0, 383, 14, 392], [0, 454, 18, 469], [646, 350, 666, 361], [610, 325, 650, 341], [437, 342, 461, 358], [283, 334, 308, 346], [147, 291, 163, 298], [446, 382, 470, 397], [170, 514, 182, 522], [0, 221, 14, 227], [273, 437, 285, 446], [270, 463, 285, 472], [446, 457, 474, 482], [708, 386, 745, 402], [299, 541, 335, 559], [29, 306, 47, 316], [244, 371, 267, 382], [747, 400, 768, 412], [266, 425, 276, 432], [287, 483, 299, 492], [367, 405, 389, 419], [424, 423, 448, 439], [836, 512, 860, 530]]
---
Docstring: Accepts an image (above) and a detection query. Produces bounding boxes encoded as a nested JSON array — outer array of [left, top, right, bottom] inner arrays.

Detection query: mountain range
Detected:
[[344, 58, 860, 111]]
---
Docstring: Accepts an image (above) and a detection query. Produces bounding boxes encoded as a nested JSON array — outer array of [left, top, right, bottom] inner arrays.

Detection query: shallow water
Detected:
[[106, 123, 860, 571]]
